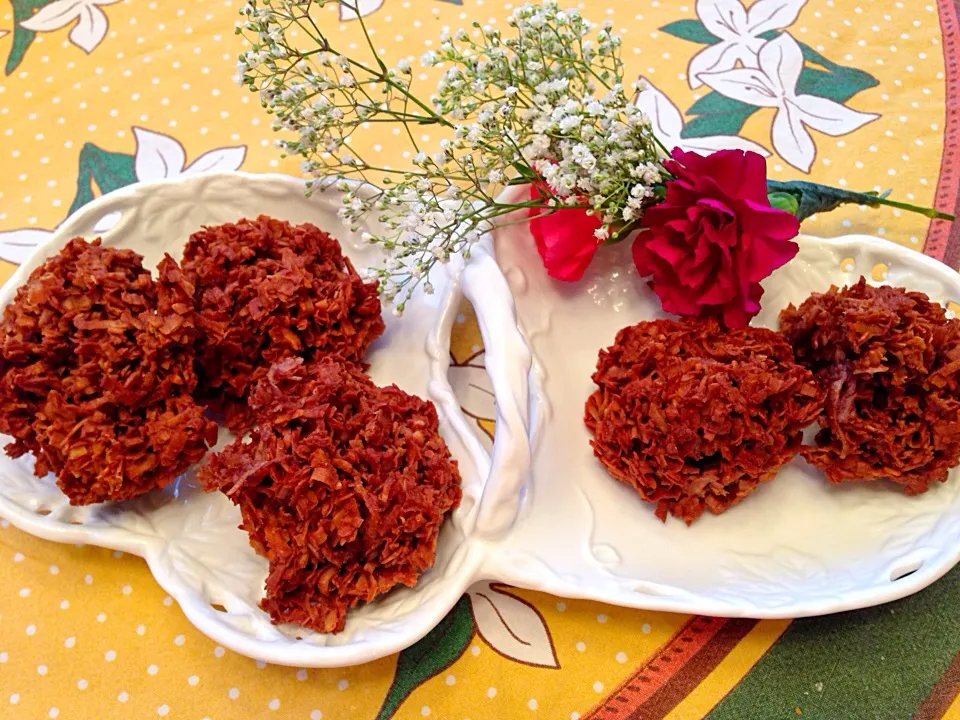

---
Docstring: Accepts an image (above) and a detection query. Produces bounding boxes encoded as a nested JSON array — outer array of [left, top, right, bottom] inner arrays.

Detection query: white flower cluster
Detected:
[[237, 0, 667, 309]]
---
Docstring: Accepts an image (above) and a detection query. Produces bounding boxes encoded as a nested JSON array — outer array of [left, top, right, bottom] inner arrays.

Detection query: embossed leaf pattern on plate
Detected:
[[716, 548, 850, 607]]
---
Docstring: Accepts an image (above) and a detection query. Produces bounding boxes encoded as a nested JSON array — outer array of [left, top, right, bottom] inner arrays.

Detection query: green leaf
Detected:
[[767, 180, 952, 221], [659, 19, 720, 45], [681, 93, 762, 138], [374, 596, 475, 720], [768, 191, 800, 216], [7, 0, 55, 76], [766, 180, 881, 222], [68, 143, 137, 216]]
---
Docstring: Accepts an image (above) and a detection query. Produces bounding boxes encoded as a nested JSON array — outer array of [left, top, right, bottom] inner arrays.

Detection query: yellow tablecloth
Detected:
[[2, 1, 960, 719]]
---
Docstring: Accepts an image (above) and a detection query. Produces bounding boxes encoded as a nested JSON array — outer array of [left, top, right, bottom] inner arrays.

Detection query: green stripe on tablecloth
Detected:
[[708, 565, 960, 720]]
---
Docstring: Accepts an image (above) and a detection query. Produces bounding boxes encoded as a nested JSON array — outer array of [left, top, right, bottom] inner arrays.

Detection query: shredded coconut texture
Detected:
[[585, 318, 824, 524], [780, 278, 960, 494], [199, 356, 462, 633], [0, 238, 217, 505], [182, 216, 385, 432]]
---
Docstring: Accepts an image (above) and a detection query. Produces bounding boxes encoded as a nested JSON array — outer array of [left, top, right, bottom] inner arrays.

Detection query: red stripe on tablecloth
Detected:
[[913, 648, 960, 720], [924, 0, 960, 267], [583, 616, 758, 720]]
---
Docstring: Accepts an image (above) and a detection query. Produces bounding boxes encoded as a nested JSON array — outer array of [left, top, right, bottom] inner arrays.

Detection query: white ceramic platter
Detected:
[[481, 186, 960, 620], [3, 174, 960, 668], [0, 172, 532, 667]]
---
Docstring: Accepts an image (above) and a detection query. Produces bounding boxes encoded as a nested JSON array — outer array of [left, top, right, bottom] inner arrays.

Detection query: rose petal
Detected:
[[646, 233, 692, 267], [670, 148, 770, 203], [528, 188, 603, 282], [739, 198, 801, 238], [638, 147, 799, 327], [743, 233, 799, 282], [651, 278, 703, 317], [721, 282, 765, 329], [697, 258, 738, 305], [683, 245, 721, 290]]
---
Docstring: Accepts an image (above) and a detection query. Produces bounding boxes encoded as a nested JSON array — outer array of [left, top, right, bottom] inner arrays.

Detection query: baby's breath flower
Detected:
[[237, 0, 665, 310]]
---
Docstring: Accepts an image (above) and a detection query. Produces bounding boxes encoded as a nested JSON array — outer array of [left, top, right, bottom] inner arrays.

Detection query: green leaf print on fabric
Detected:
[[681, 92, 763, 139], [660, 20, 878, 140], [374, 596, 475, 720], [7, 0, 54, 75], [68, 143, 137, 216], [795, 43, 879, 104], [659, 19, 721, 45]]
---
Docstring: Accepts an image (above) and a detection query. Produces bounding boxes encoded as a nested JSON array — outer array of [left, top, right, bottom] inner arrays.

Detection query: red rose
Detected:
[[528, 183, 603, 282], [632, 148, 800, 328]]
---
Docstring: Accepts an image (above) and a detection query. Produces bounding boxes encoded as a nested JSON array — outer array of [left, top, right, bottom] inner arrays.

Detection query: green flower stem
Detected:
[[766, 179, 955, 223], [864, 193, 955, 221]]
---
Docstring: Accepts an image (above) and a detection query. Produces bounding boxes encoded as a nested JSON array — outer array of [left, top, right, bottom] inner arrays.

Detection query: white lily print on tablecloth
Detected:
[[0, 229, 56, 266], [687, 0, 806, 88], [467, 582, 559, 668], [698, 34, 879, 173], [0, 29, 9, 40], [339, 0, 384, 20], [448, 349, 495, 452], [20, 0, 122, 54], [634, 78, 770, 157], [0, 128, 247, 265], [132, 127, 247, 183]]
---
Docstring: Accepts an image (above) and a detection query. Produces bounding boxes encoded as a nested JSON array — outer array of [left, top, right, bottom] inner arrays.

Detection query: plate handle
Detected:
[[55, 187, 144, 243], [460, 235, 534, 539]]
